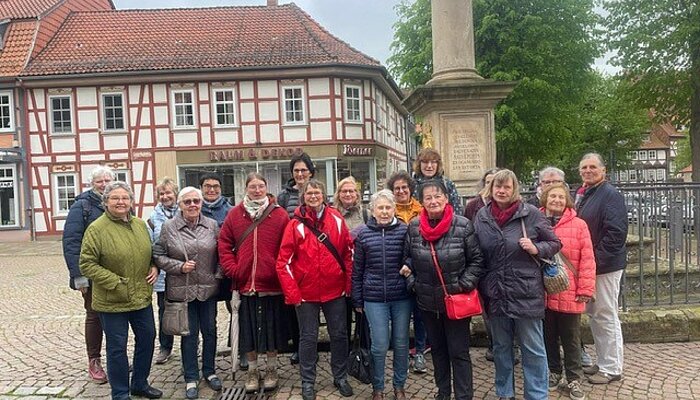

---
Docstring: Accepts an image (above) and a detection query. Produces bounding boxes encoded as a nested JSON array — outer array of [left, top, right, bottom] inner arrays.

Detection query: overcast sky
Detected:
[[112, 0, 617, 76]]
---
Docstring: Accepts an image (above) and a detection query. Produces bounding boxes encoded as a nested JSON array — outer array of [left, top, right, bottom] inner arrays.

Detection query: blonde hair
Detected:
[[488, 169, 521, 204], [333, 176, 360, 208]]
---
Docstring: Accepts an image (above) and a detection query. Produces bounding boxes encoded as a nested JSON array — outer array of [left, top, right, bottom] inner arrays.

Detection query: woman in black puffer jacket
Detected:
[[352, 189, 410, 400], [401, 179, 485, 400]]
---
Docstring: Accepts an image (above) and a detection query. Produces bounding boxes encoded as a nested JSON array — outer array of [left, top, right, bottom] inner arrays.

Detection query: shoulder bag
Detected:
[[294, 216, 345, 272], [232, 204, 277, 254], [429, 242, 482, 320], [162, 229, 191, 336], [520, 219, 569, 295]]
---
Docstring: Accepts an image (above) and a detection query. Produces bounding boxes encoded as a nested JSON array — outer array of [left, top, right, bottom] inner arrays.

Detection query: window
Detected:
[[375, 90, 382, 126], [639, 150, 647, 160], [630, 151, 638, 160], [172, 90, 195, 128], [648, 150, 656, 160], [657, 169, 666, 181], [102, 93, 125, 132], [0, 91, 13, 132], [114, 170, 130, 185], [629, 170, 637, 181], [283, 86, 305, 124], [54, 173, 77, 215], [0, 166, 18, 227], [213, 89, 236, 127], [344, 85, 362, 123], [619, 171, 628, 182], [50, 96, 72, 134]]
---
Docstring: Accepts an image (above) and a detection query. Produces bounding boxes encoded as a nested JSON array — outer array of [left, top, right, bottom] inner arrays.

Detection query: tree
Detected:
[[675, 129, 692, 175], [603, 0, 700, 180]]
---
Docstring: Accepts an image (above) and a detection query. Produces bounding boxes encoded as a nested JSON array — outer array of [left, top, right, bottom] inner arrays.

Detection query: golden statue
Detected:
[[421, 123, 434, 149]]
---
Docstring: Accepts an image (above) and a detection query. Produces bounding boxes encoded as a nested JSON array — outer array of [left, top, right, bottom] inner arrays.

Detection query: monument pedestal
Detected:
[[403, 79, 515, 196]]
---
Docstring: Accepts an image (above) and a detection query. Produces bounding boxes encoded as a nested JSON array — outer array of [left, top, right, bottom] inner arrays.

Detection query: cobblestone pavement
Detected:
[[1, 242, 700, 399]]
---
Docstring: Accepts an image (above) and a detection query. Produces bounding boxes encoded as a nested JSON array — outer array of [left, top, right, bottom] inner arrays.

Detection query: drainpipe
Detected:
[[16, 78, 35, 240]]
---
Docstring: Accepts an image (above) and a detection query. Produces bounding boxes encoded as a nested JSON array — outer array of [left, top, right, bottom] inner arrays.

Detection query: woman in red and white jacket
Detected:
[[540, 183, 596, 400], [276, 179, 354, 400], [218, 173, 289, 393]]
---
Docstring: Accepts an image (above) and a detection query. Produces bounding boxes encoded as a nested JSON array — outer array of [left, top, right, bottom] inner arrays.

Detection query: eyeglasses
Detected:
[[393, 185, 410, 192], [305, 191, 323, 198], [202, 184, 221, 191], [420, 160, 439, 165], [247, 184, 266, 190], [293, 168, 310, 175], [183, 198, 201, 206], [541, 180, 563, 185], [107, 196, 131, 202], [340, 189, 356, 195]]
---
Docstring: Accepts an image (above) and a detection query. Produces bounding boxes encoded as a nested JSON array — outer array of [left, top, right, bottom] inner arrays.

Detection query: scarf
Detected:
[[162, 204, 177, 219], [419, 204, 454, 242], [243, 195, 269, 220], [491, 200, 520, 227]]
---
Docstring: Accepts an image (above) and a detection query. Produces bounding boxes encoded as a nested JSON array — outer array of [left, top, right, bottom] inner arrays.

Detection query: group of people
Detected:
[[63, 148, 627, 400]]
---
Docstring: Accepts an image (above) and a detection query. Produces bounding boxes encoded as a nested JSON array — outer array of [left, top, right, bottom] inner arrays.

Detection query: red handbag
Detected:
[[430, 243, 482, 320]]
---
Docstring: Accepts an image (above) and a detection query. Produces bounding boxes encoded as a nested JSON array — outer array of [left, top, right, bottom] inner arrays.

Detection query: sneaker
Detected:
[[581, 346, 593, 368], [567, 380, 586, 400], [88, 358, 108, 384], [185, 382, 198, 400], [588, 371, 622, 385], [333, 378, 354, 397], [301, 382, 315, 400], [413, 353, 427, 374], [244, 369, 260, 393], [154, 348, 171, 365], [206, 374, 222, 391], [485, 347, 494, 362], [548, 372, 562, 391], [583, 365, 599, 376], [263, 366, 278, 390]]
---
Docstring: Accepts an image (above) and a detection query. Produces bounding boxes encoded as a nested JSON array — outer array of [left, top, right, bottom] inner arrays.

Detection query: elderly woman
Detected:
[[333, 176, 368, 232], [276, 179, 354, 400], [153, 187, 221, 400], [540, 183, 596, 400], [473, 169, 562, 400], [413, 148, 463, 215], [79, 181, 161, 400], [400, 179, 485, 400], [147, 177, 179, 365], [218, 173, 290, 393], [464, 168, 499, 221], [352, 189, 410, 400]]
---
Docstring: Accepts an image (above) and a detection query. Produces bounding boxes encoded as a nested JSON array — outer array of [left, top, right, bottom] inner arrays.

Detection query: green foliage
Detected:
[[388, 0, 432, 88], [675, 130, 692, 174]]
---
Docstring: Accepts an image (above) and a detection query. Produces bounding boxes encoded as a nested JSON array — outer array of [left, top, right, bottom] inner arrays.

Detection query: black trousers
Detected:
[[544, 309, 583, 382], [422, 311, 474, 400]]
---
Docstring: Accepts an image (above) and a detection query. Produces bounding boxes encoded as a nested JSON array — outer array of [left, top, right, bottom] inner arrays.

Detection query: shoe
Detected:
[[244, 369, 260, 393], [549, 372, 563, 391], [130, 385, 163, 399], [372, 389, 384, 400], [513, 345, 521, 365], [333, 378, 354, 397], [413, 353, 427, 374], [185, 382, 198, 400], [567, 380, 586, 400], [435, 394, 450, 400], [485, 347, 494, 362], [583, 365, 599, 376], [88, 358, 108, 384], [588, 371, 622, 384], [394, 387, 406, 400], [239, 356, 249, 371], [497, 398, 516, 400], [154, 348, 171, 365], [581, 346, 593, 368], [290, 351, 300, 365], [301, 382, 315, 400], [263, 366, 278, 390], [206, 374, 222, 391]]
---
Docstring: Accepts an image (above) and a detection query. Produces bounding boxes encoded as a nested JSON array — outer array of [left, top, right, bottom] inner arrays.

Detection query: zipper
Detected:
[[250, 222, 258, 293], [382, 228, 387, 303]]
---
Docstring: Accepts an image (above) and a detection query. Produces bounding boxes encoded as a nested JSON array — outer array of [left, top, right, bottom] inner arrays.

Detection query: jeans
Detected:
[[422, 312, 474, 400], [411, 297, 427, 353], [82, 287, 104, 360], [99, 305, 156, 400], [296, 297, 348, 384], [586, 269, 624, 375], [156, 292, 173, 352], [363, 299, 411, 391], [181, 299, 218, 382], [544, 309, 583, 382], [490, 317, 548, 400]]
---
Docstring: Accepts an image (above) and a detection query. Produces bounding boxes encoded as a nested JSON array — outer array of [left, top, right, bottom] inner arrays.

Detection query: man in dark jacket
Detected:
[[62, 166, 113, 384], [575, 153, 627, 385]]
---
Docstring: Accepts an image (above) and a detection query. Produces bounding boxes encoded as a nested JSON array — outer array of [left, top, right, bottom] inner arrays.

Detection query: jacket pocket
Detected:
[[105, 279, 130, 303], [512, 270, 542, 299]]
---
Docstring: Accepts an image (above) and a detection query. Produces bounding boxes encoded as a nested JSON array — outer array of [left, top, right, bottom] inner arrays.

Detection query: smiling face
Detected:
[[579, 157, 606, 186], [492, 178, 515, 209], [420, 159, 439, 178], [179, 191, 202, 222], [421, 186, 448, 218], [303, 185, 324, 210], [201, 178, 222, 202], [338, 182, 358, 208], [92, 174, 113, 195], [158, 185, 177, 208], [105, 187, 132, 219], [292, 161, 311, 187], [545, 187, 568, 215], [392, 178, 411, 204], [246, 178, 267, 201], [372, 197, 395, 225]]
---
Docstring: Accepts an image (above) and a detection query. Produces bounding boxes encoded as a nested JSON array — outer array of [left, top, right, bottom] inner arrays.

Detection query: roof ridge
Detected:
[[69, 3, 294, 14]]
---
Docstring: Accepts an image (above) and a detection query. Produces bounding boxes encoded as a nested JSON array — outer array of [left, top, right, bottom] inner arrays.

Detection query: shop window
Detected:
[[213, 88, 237, 127], [283, 86, 305, 124], [54, 173, 77, 215], [172, 89, 195, 128], [0, 166, 18, 227], [344, 85, 362, 123], [50, 95, 72, 135], [102, 93, 125, 132], [0, 91, 13, 132]]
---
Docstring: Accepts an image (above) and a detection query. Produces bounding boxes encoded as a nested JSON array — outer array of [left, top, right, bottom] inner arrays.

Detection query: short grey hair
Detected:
[[177, 186, 203, 204], [579, 152, 606, 169], [102, 181, 134, 204], [369, 189, 395, 211], [539, 166, 565, 181], [156, 177, 179, 193], [91, 166, 114, 182]]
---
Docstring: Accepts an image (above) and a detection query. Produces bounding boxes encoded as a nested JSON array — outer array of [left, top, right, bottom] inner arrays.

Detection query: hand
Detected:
[[519, 237, 539, 255], [399, 265, 412, 277], [575, 295, 591, 303], [182, 260, 196, 273], [355, 307, 363, 314], [146, 266, 158, 285]]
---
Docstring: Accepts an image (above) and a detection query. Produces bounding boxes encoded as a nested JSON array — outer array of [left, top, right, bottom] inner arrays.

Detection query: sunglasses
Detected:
[[183, 198, 201, 206]]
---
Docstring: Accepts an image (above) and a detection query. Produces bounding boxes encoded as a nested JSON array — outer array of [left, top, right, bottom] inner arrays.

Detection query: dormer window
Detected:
[[0, 20, 9, 51]]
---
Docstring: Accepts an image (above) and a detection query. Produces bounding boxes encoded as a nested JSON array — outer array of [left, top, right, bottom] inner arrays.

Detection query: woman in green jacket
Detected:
[[80, 181, 161, 400]]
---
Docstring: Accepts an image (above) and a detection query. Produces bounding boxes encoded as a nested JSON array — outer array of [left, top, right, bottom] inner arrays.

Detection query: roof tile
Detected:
[[0, 0, 63, 19], [0, 20, 36, 76]]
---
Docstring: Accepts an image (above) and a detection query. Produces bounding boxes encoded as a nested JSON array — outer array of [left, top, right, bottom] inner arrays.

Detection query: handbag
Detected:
[[520, 219, 569, 295], [347, 314, 372, 384], [429, 242, 482, 320], [162, 230, 191, 336]]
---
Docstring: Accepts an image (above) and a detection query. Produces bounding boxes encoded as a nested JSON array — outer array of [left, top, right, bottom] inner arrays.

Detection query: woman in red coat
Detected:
[[276, 179, 354, 400], [218, 173, 289, 393], [540, 183, 596, 400]]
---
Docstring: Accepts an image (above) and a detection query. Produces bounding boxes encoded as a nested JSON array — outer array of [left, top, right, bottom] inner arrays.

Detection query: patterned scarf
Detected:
[[243, 195, 270, 220]]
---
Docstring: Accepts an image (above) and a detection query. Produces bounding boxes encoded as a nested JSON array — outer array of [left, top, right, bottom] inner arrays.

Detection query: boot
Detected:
[[244, 368, 260, 393], [263, 366, 278, 390], [88, 358, 108, 384], [372, 389, 384, 400], [394, 387, 406, 400]]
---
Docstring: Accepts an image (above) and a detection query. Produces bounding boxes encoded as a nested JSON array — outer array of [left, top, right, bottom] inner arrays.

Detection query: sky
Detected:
[[112, 0, 618, 76]]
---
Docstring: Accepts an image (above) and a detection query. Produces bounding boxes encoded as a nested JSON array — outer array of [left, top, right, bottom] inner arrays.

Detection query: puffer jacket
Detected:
[[276, 205, 353, 305], [219, 200, 289, 294], [352, 217, 409, 307], [414, 174, 464, 215], [277, 179, 300, 218], [404, 214, 485, 315], [63, 190, 105, 289], [395, 198, 422, 224], [153, 212, 220, 302], [147, 203, 178, 293], [474, 202, 562, 320], [201, 195, 232, 226], [545, 208, 596, 313], [79, 212, 153, 313]]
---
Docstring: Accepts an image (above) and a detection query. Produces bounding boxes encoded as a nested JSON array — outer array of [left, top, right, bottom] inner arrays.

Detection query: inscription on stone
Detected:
[[447, 121, 482, 181]]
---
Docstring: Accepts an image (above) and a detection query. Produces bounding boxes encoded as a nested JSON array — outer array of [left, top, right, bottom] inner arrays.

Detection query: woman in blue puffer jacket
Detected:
[[352, 189, 410, 400]]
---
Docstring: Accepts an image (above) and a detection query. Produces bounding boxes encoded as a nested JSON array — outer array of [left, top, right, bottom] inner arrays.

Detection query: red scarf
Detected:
[[491, 200, 520, 227], [419, 204, 454, 242]]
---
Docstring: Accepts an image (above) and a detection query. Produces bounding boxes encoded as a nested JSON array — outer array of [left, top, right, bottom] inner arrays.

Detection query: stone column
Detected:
[[429, 0, 481, 84]]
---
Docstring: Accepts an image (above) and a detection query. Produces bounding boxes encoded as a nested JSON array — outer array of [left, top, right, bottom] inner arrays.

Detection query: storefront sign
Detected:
[[0, 181, 12, 188], [209, 147, 303, 162], [342, 145, 373, 156]]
